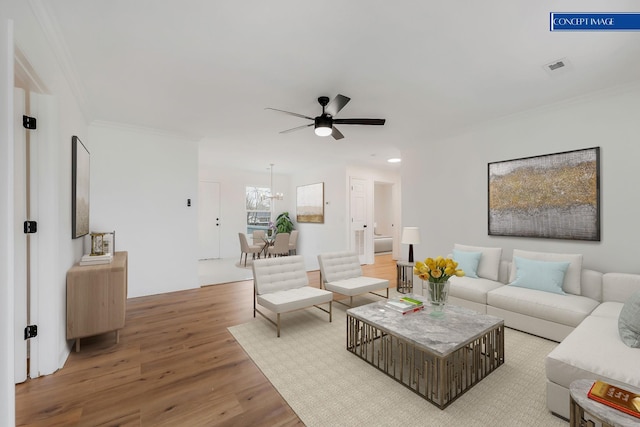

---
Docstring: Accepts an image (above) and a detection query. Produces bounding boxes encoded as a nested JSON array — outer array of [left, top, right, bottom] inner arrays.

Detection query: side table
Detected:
[[396, 261, 414, 294], [570, 379, 640, 427], [66, 251, 128, 352]]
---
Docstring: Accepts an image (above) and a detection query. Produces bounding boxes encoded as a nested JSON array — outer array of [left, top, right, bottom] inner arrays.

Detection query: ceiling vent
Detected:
[[542, 57, 572, 76], [547, 61, 565, 71]]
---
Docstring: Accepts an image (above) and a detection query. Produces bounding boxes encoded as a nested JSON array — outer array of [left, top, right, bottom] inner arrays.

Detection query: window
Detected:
[[246, 186, 271, 234]]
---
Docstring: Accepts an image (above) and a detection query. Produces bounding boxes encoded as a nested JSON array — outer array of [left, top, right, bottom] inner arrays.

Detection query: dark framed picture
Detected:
[[71, 136, 90, 239], [488, 147, 600, 241], [296, 182, 324, 223]]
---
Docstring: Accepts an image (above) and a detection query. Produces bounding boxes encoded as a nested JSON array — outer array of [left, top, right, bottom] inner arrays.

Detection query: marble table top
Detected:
[[571, 379, 640, 427], [346, 298, 504, 357]]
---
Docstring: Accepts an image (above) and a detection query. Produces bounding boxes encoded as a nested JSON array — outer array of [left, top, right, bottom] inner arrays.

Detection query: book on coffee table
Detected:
[[385, 296, 424, 315], [587, 380, 640, 419]]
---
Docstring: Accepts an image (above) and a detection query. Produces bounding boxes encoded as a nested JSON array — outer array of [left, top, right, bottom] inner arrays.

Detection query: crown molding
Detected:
[[28, 0, 93, 122], [91, 120, 203, 142]]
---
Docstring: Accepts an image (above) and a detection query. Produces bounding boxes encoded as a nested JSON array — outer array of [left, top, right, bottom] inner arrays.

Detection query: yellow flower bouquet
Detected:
[[414, 256, 465, 284]]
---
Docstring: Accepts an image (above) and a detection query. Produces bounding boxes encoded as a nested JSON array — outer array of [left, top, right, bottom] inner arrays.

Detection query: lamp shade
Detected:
[[401, 227, 421, 245], [314, 116, 332, 136]]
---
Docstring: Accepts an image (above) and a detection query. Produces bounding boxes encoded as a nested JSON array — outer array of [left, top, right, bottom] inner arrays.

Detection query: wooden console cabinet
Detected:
[[66, 251, 128, 352]]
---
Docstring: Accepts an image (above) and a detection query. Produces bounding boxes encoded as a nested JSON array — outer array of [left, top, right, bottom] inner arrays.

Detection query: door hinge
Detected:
[[23, 115, 37, 130], [24, 325, 38, 340], [24, 221, 37, 234]]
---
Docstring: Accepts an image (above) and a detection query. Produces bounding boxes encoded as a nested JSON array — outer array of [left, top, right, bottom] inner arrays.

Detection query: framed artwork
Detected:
[[72, 136, 90, 239], [488, 147, 600, 241], [296, 182, 324, 223]]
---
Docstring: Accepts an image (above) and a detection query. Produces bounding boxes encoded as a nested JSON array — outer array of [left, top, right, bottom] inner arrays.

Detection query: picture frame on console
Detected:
[[488, 147, 600, 241], [71, 135, 90, 239]]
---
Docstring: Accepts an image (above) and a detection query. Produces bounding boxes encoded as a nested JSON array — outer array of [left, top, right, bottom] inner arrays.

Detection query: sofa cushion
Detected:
[[590, 301, 625, 318], [454, 244, 502, 281], [487, 285, 599, 327], [509, 256, 569, 295], [618, 291, 640, 348], [452, 249, 481, 278], [510, 249, 583, 295], [603, 273, 640, 303], [449, 276, 504, 305], [545, 313, 640, 390]]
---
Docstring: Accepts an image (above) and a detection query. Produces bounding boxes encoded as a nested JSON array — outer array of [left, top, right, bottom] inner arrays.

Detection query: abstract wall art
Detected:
[[488, 147, 600, 241], [296, 182, 324, 223]]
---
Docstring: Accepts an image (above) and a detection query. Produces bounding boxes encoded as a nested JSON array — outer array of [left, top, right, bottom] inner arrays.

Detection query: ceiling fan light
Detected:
[[314, 116, 332, 137]]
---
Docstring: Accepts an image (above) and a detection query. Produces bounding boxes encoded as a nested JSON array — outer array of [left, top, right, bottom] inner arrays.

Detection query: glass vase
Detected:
[[427, 280, 450, 317]]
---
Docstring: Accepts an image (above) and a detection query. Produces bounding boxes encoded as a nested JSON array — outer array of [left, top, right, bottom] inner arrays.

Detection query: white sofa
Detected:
[[545, 273, 640, 419], [444, 245, 640, 419]]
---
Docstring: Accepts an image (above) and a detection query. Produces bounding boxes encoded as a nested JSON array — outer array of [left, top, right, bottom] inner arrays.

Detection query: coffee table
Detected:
[[346, 300, 504, 409]]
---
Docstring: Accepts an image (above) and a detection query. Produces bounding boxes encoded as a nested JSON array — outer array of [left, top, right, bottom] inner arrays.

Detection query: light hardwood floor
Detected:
[[15, 254, 398, 426]]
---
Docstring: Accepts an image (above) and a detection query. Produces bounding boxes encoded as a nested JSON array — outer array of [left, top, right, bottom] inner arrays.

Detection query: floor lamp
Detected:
[[401, 227, 421, 263]]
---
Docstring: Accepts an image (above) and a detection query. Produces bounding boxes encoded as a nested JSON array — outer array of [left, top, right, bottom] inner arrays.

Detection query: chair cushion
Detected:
[[618, 290, 640, 348], [453, 244, 502, 281], [257, 286, 333, 314], [449, 276, 504, 305], [510, 249, 583, 295], [487, 285, 598, 327], [324, 276, 389, 296]]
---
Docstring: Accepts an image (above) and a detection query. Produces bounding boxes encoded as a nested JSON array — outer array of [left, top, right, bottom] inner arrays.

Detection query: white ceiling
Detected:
[[40, 0, 640, 173]]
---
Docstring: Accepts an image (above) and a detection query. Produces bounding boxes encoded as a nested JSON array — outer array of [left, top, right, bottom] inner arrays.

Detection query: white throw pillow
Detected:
[[509, 249, 583, 295], [453, 244, 502, 281]]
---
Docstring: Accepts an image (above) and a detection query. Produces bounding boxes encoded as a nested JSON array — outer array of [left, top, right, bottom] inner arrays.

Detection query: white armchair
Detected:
[[317, 251, 389, 307], [252, 255, 332, 337]]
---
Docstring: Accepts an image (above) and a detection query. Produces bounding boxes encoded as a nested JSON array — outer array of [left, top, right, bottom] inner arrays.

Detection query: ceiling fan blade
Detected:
[[280, 123, 313, 134], [325, 94, 350, 117], [333, 118, 386, 126], [331, 126, 345, 140], [265, 107, 314, 121]]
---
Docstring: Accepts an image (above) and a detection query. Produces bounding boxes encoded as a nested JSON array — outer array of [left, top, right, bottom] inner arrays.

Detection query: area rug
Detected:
[[228, 298, 566, 427]]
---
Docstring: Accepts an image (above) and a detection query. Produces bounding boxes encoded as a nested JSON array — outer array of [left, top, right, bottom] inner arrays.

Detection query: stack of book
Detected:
[[80, 253, 113, 266], [588, 380, 640, 419], [385, 296, 425, 315]]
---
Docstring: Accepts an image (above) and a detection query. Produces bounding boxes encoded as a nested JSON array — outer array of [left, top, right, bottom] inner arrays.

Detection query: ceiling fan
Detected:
[[266, 94, 386, 140]]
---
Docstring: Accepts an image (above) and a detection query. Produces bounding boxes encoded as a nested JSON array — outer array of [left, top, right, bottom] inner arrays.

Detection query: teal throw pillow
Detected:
[[618, 290, 640, 348], [452, 249, 481, 279], [509, 256, 570, 295]]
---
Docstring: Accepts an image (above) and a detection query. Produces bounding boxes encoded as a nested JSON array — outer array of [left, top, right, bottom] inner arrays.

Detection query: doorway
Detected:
[[13, 47, 49, 383]]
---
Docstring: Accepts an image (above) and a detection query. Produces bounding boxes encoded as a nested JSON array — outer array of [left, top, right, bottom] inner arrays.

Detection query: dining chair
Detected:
[[238, 232, 263, 266], [288, 230, 299, 255], [267, 232, 290, 257], [252, 229, 266, 243]]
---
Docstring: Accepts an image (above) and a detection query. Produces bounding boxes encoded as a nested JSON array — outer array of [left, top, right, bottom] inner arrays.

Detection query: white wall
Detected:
[[0, 16, 15, 427], [402, 84, 640, 274], [292, 164, 349, 270], [90, 124, 199, 297]]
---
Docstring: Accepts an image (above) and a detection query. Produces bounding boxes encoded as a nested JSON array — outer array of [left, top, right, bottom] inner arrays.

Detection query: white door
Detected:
[[14, 88, 27, 383], [350, 177, 373, 264], [198, 181, 221, 259]]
